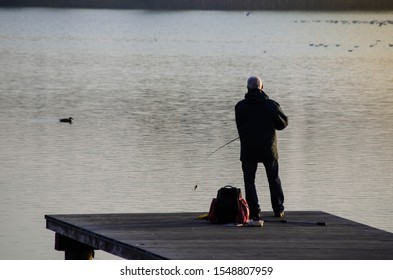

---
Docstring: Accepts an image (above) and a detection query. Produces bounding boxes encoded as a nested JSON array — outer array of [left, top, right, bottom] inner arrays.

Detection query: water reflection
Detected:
[[0, 9, 392, 259]]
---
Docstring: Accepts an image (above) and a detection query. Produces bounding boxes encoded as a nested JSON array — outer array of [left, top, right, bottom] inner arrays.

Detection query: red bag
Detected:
[[208, 186, 249, 224]]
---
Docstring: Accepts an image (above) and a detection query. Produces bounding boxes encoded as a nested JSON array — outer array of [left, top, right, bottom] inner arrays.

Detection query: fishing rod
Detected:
[[128, 136, 240, 191], [193, 136, 240, 190], [207, 136, 239, 158], [128, 137, 239, 175], [264, 219, 327, 226], [222, 219, 327, 227]]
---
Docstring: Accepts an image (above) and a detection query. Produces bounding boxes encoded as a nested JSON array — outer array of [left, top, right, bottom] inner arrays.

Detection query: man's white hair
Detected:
[[247, 76, 263, 90]]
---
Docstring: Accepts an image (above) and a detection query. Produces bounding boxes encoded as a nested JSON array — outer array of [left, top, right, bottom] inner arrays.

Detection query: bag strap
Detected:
[[217, 185, 243, 198]]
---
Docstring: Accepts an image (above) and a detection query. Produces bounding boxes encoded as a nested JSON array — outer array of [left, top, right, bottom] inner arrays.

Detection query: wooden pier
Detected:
[[45, 211, 393, 260]]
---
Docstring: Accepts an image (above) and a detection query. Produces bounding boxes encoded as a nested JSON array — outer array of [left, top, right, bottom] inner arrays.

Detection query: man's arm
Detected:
[[269, 100, 288, 130]]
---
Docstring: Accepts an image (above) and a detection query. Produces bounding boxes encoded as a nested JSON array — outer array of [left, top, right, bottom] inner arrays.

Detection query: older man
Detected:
[[235, 76, 288, 221]]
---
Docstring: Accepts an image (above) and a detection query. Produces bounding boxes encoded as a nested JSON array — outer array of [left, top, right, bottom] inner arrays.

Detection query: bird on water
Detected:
[[59, 117, 73, 123]]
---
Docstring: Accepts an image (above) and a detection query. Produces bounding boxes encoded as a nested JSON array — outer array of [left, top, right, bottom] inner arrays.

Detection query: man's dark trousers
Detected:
[[242, 160, 284, 218]]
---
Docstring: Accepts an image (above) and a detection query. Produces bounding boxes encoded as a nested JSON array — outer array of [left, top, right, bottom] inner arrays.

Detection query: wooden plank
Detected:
[[45, 211, 393, 260]]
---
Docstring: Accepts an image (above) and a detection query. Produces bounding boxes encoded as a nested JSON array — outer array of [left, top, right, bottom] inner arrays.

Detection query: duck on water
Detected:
[[59, 117, 73, 123]]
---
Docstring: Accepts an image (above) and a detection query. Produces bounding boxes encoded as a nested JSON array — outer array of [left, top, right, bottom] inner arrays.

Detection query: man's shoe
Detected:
[[250, 212, 262, 221], [248, 218, 264, 227], [250, 209, 262, 220], [274, 211, 285, 218]]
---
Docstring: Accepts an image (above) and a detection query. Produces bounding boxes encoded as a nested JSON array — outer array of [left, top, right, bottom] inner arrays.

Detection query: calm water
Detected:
[[0, 8, 392, 260]]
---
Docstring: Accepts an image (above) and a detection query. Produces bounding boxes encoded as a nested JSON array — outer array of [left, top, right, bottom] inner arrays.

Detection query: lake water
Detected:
[[0, 8, 392, 260]]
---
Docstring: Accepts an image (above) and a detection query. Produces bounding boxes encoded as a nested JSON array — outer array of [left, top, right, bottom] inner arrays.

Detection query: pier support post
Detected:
[[55, 233, 95, 260]]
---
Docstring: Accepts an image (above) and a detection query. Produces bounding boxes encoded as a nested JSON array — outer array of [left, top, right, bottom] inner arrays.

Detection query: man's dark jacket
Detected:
[[235, 89, 288, 162]]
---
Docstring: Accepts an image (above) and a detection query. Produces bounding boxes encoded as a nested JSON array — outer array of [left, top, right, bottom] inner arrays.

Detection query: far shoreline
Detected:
[[1, 0, 393, 11]]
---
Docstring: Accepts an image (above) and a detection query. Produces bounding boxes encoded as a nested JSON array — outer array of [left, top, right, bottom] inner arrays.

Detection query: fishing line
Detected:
[[126, 137, 240, 192], [128, 136, 240, 173], [193, 136, 240, 191]]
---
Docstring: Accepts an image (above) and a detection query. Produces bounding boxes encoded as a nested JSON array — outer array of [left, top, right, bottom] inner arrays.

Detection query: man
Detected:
[[235, 76, 288, 221]]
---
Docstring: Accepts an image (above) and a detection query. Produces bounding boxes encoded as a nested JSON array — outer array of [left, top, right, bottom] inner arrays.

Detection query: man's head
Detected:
[[247, 76, 263, 90]]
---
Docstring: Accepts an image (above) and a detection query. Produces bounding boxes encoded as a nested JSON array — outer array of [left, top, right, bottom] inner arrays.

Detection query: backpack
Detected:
[[208, 185, 249, 224]]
